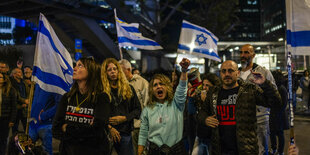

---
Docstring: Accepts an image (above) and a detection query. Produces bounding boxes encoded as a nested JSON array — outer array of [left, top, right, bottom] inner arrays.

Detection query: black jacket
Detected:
[[270, 85, 289, 131], [1, 88, 17, 123], [110, 85, 141, 134], [52, 92, 111, 154], [198, 79, 282, 155]]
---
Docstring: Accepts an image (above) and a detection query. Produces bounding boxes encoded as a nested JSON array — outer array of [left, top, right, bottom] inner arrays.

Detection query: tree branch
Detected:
[[160, 0, 169, 13], [161, 0, 185, 28]]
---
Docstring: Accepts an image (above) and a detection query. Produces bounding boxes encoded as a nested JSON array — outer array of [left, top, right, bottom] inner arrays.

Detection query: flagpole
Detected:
[[286, 41, 295, 145], [26, 83, 35, 136], [285, 0, 295, 145], [119, 46, 123, 60], [174, 53, 179, 71]]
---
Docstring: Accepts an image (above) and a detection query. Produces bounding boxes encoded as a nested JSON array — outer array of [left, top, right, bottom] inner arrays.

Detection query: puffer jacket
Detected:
[[197, 79, 282, 155], [241, 63, 277, 123]]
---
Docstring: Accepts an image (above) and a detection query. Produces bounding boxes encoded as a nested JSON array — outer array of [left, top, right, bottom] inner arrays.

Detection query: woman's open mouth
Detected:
[[157, 90, 163, 97]]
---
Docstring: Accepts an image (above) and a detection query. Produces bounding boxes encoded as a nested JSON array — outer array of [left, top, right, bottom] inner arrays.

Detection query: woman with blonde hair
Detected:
[[138, 58, 190, 155], [0, 72, 17, 154], [101, 58, 141, 155]]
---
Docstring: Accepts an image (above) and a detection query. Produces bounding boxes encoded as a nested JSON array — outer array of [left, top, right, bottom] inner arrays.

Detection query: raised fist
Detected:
[[179, 58, 190, 70]]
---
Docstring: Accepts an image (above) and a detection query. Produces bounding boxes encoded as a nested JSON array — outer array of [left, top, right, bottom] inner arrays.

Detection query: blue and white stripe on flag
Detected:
[[29, 13, 73, 145], [286, 0, 310, 55], [32, 13, 73, 95], [177, 20, 220, 62], [114, 9, 163, 50]]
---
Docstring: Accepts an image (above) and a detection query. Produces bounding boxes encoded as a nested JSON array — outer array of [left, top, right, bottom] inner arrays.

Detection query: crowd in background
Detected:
[[0, 44, 303, 155]]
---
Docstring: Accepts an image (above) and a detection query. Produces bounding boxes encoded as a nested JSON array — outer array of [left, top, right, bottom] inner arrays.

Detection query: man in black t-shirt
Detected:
[[198, 60, 282, 155], [217, 86, 239, 154]]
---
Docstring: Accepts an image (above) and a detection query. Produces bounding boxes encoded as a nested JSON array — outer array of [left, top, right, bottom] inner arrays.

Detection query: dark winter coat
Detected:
[[0, 88, 17, 123], [270, 85, 289, 131], [197, 79, 282, 155]]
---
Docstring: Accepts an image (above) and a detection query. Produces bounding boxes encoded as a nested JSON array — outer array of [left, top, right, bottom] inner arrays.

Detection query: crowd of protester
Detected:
[[0, 44, 303, 155]]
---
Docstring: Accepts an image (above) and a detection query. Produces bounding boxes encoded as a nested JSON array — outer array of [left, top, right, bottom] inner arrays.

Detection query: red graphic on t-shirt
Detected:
[[217, 105, 236, 125]]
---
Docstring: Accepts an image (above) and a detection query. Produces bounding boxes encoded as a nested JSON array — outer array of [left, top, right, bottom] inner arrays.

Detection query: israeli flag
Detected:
[[178, 20, 220, 62], [29, 13, 73, 136], [114, 9, 163, 50], [286, 0, 310, 55], [32, 13, 73, 94]]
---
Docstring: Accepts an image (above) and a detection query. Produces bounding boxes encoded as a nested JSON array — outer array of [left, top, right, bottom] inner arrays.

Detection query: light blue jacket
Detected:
[[138, 80, 187, 147]]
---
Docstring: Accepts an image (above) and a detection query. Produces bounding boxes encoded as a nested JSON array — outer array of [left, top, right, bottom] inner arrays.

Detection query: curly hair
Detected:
[[148, 74, 174, 107], [202, 73, 222, 87], [101, 58, 133, 101]]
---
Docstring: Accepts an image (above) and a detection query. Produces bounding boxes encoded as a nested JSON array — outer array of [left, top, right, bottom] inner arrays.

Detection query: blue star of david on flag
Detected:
[[177, 20, 220, 62], [195, 33, 207, 46]]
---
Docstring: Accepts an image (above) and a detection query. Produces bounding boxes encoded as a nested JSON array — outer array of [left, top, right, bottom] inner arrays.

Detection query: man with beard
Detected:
[[239, 44, 277, 155], [198, 60, 282, 155]]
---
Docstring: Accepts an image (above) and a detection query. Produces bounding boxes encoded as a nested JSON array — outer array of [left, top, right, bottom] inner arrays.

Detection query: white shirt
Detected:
[[240, 69, 251, 81]]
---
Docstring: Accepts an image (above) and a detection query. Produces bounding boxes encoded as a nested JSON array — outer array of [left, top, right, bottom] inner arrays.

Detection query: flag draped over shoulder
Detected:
[[177, 20, 220, 62], [30, 13, 73, 129], [286, 0, 310, 55], [114, 9, 163, 50]]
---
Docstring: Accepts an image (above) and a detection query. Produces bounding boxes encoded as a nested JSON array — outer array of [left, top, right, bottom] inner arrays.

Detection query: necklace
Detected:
[[75, 93, 89, 112]]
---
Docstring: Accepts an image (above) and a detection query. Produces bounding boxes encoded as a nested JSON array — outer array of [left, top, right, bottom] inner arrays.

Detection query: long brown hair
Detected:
[[67, 57, 102, 102], [148, 74, 173, 107], [0, 73, 12, 97], [101, 58, 132, 101]]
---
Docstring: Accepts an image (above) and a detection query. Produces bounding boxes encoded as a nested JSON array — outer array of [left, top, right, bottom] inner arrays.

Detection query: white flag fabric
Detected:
[[286, 0, 310, 55], [114, 9, 163, 50], [177, 20, 220, 62], [32, 13, 73, 95]]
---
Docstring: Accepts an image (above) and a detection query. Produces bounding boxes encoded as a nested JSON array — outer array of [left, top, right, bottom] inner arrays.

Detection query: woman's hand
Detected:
[[109, 126, 121, 143], [62, 124, 68, 132], [109, 116, 127, 125], [138, 145, 145, 155], [288, 144, 299, 155], [179, 58, 190, 72], [201, 90, 207, 102]]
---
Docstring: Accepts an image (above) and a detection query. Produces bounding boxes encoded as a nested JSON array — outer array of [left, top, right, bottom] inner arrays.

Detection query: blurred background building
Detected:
[[0, 0, 308, 73]]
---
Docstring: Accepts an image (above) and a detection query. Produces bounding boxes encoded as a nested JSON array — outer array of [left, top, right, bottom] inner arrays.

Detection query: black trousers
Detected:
[[270, 130, 285, 153], [13, 110, 26, 133], [0, 118, 10, 155]]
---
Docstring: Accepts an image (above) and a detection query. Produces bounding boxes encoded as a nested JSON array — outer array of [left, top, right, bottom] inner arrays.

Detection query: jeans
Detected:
[[29, 124, 53, 155], [257, 121, 270, 155], [114, 133, 134, 155], [191, 137, 210, 155]]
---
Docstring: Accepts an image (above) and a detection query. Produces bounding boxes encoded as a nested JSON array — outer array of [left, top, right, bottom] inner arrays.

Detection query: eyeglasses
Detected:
[[220, 69, 236, 74], [239, 51, 250, 54]]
